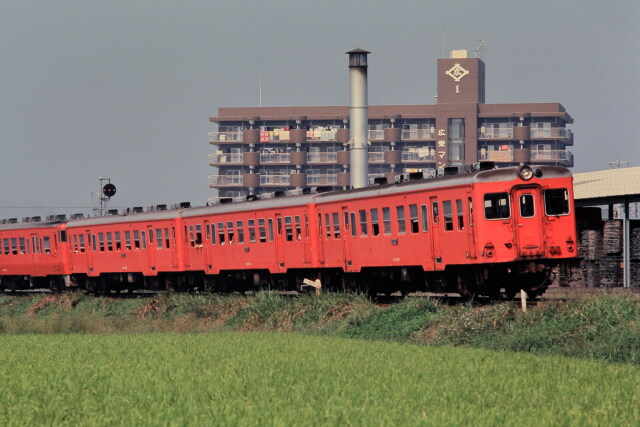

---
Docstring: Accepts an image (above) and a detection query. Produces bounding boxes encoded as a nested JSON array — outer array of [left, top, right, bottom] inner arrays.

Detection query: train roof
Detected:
[[4, 165, 572, 230]]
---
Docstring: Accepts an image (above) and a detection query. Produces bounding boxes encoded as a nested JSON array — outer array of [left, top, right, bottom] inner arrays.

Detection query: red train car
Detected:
[[0, 165, 576, 297], [0, 219, 69, 291]]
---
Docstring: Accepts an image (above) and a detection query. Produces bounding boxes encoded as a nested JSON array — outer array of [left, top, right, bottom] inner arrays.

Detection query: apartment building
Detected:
[[208, 50, 573, 202]]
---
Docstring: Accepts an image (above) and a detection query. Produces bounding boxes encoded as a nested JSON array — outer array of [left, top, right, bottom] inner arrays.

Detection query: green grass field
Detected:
[[1, 332, 637, 426]]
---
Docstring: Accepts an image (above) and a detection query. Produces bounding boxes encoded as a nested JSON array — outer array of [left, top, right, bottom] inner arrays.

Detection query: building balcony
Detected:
[[531, 149, 574, 166], [401, 152, 436, 163], [368, 152, 385, 163], [307, 152, 338, 164], [208, 131, 244, 143], [530, 127, 573, 140], [260, 175, 291, 186], [209, 175, 243, 187], [479, 150, 514, 162], [307, 174, 338, 186], [260, 153, 291, 164], [401, 129, 436, 141], [208, 153, 244, 165], [478, 128, 514, 139]]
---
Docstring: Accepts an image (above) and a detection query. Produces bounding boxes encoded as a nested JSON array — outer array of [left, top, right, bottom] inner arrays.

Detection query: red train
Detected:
[[0, 165, 577, 297]]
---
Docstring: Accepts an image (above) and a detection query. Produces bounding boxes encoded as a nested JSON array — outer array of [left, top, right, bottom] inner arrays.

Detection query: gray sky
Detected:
[[1, 0, 638, 219]]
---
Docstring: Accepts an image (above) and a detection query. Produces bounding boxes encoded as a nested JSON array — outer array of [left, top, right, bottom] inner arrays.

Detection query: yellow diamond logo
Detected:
[[445, 63, 469, 82]]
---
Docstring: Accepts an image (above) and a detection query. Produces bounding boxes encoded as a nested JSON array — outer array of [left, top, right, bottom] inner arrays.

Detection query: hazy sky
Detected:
[[1, 0, 638, 220]]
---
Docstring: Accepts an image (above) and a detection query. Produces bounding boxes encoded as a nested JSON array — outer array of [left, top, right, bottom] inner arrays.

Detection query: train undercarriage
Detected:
[[1, 260, 558, 299]]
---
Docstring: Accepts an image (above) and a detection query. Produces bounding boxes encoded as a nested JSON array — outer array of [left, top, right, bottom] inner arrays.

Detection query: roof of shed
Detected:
[[573, 166, 640, 200]]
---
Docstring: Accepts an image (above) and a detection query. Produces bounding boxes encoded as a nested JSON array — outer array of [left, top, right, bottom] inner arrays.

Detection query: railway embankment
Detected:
[[1, 292, 639, 364]]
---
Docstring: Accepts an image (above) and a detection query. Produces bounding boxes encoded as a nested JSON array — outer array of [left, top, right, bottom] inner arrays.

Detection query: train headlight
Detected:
[[518, 166, 534, 180]]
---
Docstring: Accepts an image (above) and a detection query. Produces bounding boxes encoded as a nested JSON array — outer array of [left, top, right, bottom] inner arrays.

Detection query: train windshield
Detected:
[[544, 188, 570, 216], [484, 192, 510, 219]]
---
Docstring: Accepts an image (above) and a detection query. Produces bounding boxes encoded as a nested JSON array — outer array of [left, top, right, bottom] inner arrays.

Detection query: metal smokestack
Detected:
[[347, 48, 370, 189]]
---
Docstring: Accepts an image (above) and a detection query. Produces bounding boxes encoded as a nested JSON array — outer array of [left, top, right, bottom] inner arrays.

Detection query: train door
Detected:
[[30, 234, 42, 276], [512, 187, 544, 257], [429, 197, 443, 266], [86, 231, 95, 275], [465, 193, 477, 260], [341, 207, 353, 269], [146, 226, 156, 273], [274, 214, 284, 269]]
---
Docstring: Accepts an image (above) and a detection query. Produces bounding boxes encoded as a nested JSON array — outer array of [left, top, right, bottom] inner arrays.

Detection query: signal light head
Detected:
[[518, 166, 534, 180]]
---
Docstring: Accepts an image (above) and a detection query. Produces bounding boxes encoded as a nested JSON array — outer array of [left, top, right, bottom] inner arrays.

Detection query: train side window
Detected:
[[468, 198, 474, 227], [156, 229, 163, 249], [141, 231, 147, 249], [544, 189, 570, 216], [332, 213, 340, 238], [236, 221, 244, 244], [259, 219, 267, 243], [432, 202, 439, 223], [323, 214, 331, 239], [296, 216, 303, 240], [520, 194, 535, 218], [79, 235, 85, 252], [484, 193, 510, 219], [456, 199, 464, 230], [409, 204, 419, 233], [343, 211, 349, 232], [227, 221, 235, 244], [396, 206, 406, 234], [350, 212, 357, 237], [123, 231, 131, 250], [99, 233, 105, 251], [3, 238, 9, 255], [248, 219, 256, 243], [210, 224, 216, 245], [284, 217, 293, 241], [277, 217, 283, 236], [89, 235, 94, 252], [421, 205, 429, 232], [11, 238, 17, 255], [0, 239, 3, 255], [195, 224, 203, 246], [370, 208, 380, 236], [72, 235, 78, 252], [188, 226, 195, 246], [134, 230, 141, 249], [19, 238, 26, 254], [106, 232, 113, 251], [165, 228, 171, 249], [218, 222, 226, 245], [359, 210, 368, 236], [59, 230, 67, 242], [382, 207, 391, 235], [268, 219, 274, 242], [443, 201, 454, 231], [115, 232, 121, 250]]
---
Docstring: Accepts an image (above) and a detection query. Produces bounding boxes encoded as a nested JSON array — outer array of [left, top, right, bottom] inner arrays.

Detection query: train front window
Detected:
[[519, 194, 535, 218], [544, 188, 570, 216], [484, 193, 510, 219]]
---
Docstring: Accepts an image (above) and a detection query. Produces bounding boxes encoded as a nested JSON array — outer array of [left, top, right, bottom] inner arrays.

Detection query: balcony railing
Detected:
[[368, 130, 385, 141], [260, 153, 290, 164], [479, 150, 514, 162], [209, 175, 243, 186], [368, 152, 385, 163], [208, 131, 244, 143], [531, 150, 573, 163], [307, 152, 338, 163], [401, 129, 436, 140], [402, 151, 435, 162], [478, 128, 514, 139], [260, 175, 291, 186], [530, 128, 572, 139], [307, 174, 338, 185], [208, 153, 243, 164]]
